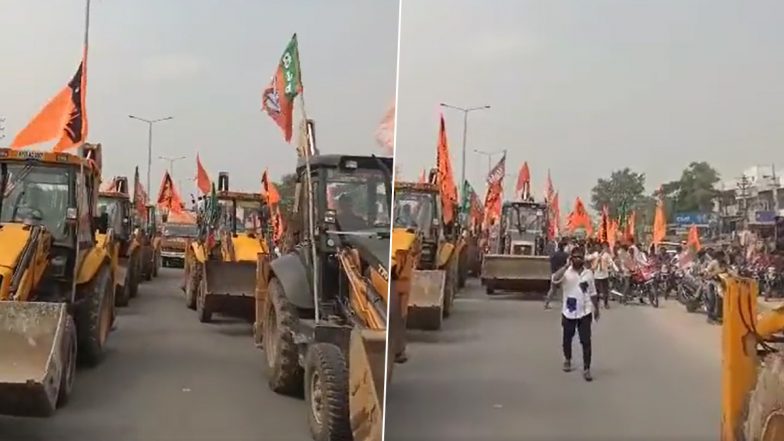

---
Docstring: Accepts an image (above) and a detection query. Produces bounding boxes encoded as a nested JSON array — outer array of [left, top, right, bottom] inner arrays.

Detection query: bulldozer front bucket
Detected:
[[481, 254, 551, 294], [203, 260, 257, 320], [406, 269, 446, 331], [0, 301, 69, 417], [349, 328, 385, 441]]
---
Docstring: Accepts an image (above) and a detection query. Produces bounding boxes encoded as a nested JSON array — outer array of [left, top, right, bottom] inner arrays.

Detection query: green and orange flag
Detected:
[[262, 34, 302, 143]]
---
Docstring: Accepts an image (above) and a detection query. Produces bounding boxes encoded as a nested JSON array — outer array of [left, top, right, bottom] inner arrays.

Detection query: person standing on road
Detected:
[[544, 240, 570, 309], [590, 241, 617, 309], [552, 246, 599, 381]]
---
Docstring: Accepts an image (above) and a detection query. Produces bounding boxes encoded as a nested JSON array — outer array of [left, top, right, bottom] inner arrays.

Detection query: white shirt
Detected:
[[554, 266, 596, 319], [589, 251, 617, 279]]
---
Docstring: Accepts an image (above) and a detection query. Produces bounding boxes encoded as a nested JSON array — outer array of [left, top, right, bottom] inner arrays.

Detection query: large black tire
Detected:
[[741, 353, 784, 440], [57, 316, 77, 407], [76, 265, 113, 366], [196, 274, 212, 323], [443, 259, 457, 318], [304, 343, 352, 441], [185, 263, 200, 310], [129, 252, 140, 298], [115, 266, 131, 307], [263, 278, 304, 396]]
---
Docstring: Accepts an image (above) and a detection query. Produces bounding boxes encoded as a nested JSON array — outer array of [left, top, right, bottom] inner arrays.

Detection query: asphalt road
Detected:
[[385, 279, 721, 441], [0, 268, 310, 441]]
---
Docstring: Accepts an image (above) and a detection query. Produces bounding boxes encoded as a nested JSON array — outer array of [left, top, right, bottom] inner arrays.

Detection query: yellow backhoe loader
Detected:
[[254, 154, 391, 441], [393, 179, 460, 331], [137, 204, 162, 281], [98, 177, 142, 307], [0, 144, 116, 417], [388, 226, 419, 372], [184, 172, 269, 322], [481, 200, 553, 295]]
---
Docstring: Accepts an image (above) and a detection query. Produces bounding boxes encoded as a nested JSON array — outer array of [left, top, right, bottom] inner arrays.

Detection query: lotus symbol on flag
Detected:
[[263, 78, 282, 116]]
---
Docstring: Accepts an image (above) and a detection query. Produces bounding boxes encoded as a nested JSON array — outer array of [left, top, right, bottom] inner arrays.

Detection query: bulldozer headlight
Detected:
[[325, 209, 336, 224], [344, 160, 358, 169], [327, 238, 335, 247], [66, 207, 77, 221]]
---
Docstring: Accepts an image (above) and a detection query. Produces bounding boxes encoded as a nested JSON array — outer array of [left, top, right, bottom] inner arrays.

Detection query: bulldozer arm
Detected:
[[0, 301, 70, 417], [406, 269, 446, 330], [349, 328, 385, 441], [481, 254, 551, 294]]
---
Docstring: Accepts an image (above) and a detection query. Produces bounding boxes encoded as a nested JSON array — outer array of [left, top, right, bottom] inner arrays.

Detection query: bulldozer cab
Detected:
[[98, 177, 134, 244], [393, 182, 442, 269], [498, 201, 548, 256]]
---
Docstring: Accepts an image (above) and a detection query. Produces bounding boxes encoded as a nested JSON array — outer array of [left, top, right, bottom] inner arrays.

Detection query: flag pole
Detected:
[[292, 33, 321, 323]]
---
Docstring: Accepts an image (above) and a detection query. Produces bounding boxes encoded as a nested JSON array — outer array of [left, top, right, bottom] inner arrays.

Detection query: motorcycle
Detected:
[[677, 270, 706, 313], [618, 265, 659, 307]]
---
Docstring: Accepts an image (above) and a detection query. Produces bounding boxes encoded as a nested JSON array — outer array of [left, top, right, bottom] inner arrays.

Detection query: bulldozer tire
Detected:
[[305, 343, 352, 441], [443, 259, 457, 318], [185, 264, 200, 310], [264, 278, 304, 396], [485, 284, 495, 295], [686, 299, 699, 313], [57, 316, 78, 407], [196, 275, 212, 323], [741, 352, 784, 441], [115, 269, 131, 308], [76, 265, 113, 366], [129, 252, 140, 298]]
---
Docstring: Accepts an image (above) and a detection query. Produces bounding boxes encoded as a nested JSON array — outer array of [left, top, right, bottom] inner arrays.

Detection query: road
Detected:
[[385, 279, 721, 441], [0, 268, 310, 441]]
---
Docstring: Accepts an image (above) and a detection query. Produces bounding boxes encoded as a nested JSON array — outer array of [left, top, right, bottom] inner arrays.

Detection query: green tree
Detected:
[[590, 168, 647, 219], [274, 173, 298, 221], [661, 162, 720, 214]]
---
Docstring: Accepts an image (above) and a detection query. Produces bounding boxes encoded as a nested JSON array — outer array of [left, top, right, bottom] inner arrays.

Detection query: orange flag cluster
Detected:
[[566, 197, 593, 236]]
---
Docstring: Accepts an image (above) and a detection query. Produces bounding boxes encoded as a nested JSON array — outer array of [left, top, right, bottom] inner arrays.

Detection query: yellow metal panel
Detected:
[[0, 223, 31, 270], [76, 248, 108, 285], [436, 242, 454, 269], [231, 234, 265, 262], [391, 228, 416, 267]]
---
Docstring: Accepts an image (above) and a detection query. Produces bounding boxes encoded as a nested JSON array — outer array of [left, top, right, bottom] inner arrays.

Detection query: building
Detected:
[[716, 165, 783, 236]]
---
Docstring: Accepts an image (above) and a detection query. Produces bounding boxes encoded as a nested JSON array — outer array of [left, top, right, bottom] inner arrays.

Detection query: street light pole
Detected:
[[129, 115, 174, 202], [473, 148, 506, 179], [440, 103, 491, 198], [159, 155, 186, 181]]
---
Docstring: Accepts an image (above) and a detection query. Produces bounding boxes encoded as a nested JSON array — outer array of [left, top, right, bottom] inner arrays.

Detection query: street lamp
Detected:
[[440, 103, 491, 197], [158, 155, 186, 181], [129, 115, 174, 202]]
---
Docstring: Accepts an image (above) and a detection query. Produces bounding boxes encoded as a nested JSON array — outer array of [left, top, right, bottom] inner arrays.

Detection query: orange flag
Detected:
[[516, 162, 531, 199], [608, 218, 619, 250], [652, 195, 666, 246], [261, 34, 301, 143], [12, 54, 88, 152], [157, 171, 183, 214], [483, 181, 503, 226], [625, 211, 636, 241], [261, 169, 281, 205], [548, 191, 561, 239], [133, 166, 147, 219], [598, 206, 609, 242], [375, 101, 395, 156], [196, 154, 211, 195], [543, 169, 554, 203], [435, 114, 457, 224], [567, 197, 593, 235], [687, 224, 701, 251]]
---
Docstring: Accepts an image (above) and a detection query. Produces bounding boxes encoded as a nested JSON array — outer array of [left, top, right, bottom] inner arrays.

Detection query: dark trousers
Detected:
[[595, 277, 610, 307], [562, 313, 592, 369]]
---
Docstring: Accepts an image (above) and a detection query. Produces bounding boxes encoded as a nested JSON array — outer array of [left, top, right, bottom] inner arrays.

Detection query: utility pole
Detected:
[[129, 115, 174, 202], [440, 103, 491, 202], [158, 155, 186, 181], [737, 174, 752, 230]]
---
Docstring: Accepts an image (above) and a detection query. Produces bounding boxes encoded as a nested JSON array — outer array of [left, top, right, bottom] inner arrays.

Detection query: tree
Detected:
[[274, 173, 298, 221], [661, 162, 720, 214], [590, 168, 646, 219]]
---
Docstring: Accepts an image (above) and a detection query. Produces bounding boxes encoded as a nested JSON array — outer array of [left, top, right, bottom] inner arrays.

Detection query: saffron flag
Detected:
[[484, 181, 503, 226], [133, 166, 147, 219], [652, 193, 667, 246], [196, 154, 211, 195], [261, 169, 283, 244], [375, 101, 395, 156], [261, 169, 281, 205], [548, 191, 561, 239], [626, 211, 636, 241], [598, 205, 609, 243], [567, 197, 593, 235], [516, 162, 531, 199], [262, 34, 302, 143], [608, 218, 619, 250], [12, 55, 88, 152], [487, 153, 506, 185], [435, 114, 457, 224], [157, 171, 183, 214], [687, 224, 702, 251], [543, 169, 555, 203]]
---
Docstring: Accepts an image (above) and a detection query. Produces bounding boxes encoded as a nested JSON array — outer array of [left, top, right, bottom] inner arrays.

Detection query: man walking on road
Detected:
[[590, 241, 617, 309], [544, 240, 569, 309], [552, 246, 600, 381]]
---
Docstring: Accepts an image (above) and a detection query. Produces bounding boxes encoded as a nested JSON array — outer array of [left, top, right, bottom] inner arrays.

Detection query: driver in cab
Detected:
[[336, 194, 367, 231], [15, 185, 48, 222], [395, 203, 417, 229]]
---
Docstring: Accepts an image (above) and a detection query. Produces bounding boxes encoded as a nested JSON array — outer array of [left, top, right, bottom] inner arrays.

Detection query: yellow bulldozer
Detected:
[[98, 177, 142, 307], [393, 179, 461, 331], [0, 144, 116, 417], [183, 172, 269, 323], [481, 200, 553, 295], [254, 154, 391, 441]]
